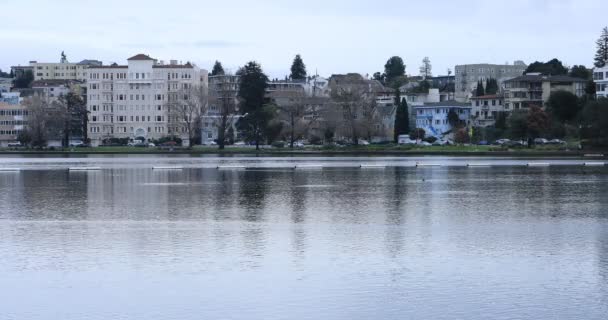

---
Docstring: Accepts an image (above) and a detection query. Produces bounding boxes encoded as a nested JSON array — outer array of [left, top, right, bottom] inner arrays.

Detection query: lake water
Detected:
[[0, 156, 607, 319]]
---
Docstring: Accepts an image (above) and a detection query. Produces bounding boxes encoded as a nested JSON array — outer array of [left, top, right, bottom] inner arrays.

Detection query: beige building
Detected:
[[470, 95, 505, 127], [86, 54, 208, 146], [0, 102, 28, 147], [503, 74, 586, 111], [29, 53, 102, 81]]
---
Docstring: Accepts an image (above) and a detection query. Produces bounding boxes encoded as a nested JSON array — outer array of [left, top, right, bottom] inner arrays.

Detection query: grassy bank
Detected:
[[0, 143, 604, 157]]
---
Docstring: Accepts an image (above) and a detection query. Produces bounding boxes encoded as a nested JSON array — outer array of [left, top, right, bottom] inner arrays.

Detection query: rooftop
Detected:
[[421, 101, 471, 107], [505, 74, 587, 83], [127, 54, 154, 61], [470, 94, 503, 100]]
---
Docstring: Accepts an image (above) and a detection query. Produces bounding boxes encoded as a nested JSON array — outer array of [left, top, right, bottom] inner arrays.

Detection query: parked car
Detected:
[[234, 141, 246, 146], [419, 141, 432, 147], [477, 140, 489, 146], [548, 139, 567, 145], [202, 141, 217, 146], [358, 139, 370, 145], [69, 140, 85, 147], [148, 143, 156, 148], [494, 139, 511, 145], [534, 138, 549, 145], [7, 141, 22, 148], [128, 139, 144, 147]]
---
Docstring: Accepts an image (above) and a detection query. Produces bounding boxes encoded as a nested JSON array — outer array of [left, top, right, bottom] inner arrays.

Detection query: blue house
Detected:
[[414, 101, 472, 138]]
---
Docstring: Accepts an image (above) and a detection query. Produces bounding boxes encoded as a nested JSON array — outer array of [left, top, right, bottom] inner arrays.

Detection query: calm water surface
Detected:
[[0, 156, 607, 319]]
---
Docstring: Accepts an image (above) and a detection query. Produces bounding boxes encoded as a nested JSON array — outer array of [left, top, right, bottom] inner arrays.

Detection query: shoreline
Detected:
[[0, 148, 605, 158]]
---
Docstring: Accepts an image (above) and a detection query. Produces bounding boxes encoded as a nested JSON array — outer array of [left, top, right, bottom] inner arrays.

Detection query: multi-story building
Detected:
[[593, 66, 608, 98], [0, 101, 27, 147], [30, 59, 102, 81], [404, 88, 454, 129], [455, 61, 527, 102], [86, 54, 208, 146], [414, 101, 472, 137], [470, 95, 504, 127], [503, 74, 586, 111]]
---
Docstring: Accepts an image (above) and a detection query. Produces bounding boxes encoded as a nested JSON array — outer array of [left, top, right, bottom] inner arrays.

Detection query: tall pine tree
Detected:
[[290, 54, 307, 81], [475, 80, 485, 96], [237, 61, 272, 150], [485, 78, 499, 95], [211, 61, 225, 76], [595, 27, 608, 68], [393, 89, 410, 142]]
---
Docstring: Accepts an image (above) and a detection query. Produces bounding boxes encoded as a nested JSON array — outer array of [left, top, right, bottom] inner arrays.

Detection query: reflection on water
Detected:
[[0, 165, 607, 319]]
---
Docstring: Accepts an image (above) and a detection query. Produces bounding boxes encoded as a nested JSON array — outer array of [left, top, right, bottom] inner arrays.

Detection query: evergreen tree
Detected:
[[419, 57, 432, 79], [237, 61, 273, 150], [594, 27, 608, 68], [13, 70, 33, 88], [290, 54, 307, 81], [485, 78, 499, 95], [211, 61, 225, 76], [569, 65, 591, 79], [524, 59, 568, 75], [475, 80, 485, 96], [384, 56, 406, 88], [9, 69, 14, 78], [393, 91, 410, 142]]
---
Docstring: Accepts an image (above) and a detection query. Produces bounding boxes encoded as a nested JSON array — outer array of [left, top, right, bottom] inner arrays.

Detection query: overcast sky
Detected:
[[1, 0, 605, 78]]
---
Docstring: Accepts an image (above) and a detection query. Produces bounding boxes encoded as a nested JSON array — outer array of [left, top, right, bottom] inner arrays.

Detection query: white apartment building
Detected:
[[86, 54, 208, 146], [593, 66, 608, 98], [454, 61, 527, 102]]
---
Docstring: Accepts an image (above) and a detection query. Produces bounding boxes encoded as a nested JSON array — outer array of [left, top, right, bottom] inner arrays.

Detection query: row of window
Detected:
[[90, 126, 174, 134], [593, 72, 607, 80], [91, 115, 166, 123], [474, 100, 501, 107], [0, 110, 28, 116], [89, 72, 193, 81], [90, 105, 165, 112], [0, 120, 27, 125], [0, 129, 23, 135]]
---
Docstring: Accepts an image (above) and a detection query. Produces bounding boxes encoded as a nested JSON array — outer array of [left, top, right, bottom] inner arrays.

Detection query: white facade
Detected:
[[415, 102, 472, 137], [86, 54, 207, 146], [593, 66, 608, 98]]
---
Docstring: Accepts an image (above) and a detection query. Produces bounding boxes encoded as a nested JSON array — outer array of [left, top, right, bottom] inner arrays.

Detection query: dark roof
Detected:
[[88, 65, 128, 69], [153, 64, 194, 69], [470, 94, 503, 100], [127, 54, 154, 61], [421, 101, 471, 107], [505, 74, 586, 83]]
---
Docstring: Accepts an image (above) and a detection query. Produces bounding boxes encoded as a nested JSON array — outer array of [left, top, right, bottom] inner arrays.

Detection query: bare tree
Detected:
[[329, 82, 376, 145], [21, 95, 62, 148], [276, 90, 322, 148], [209, 75, 239, 149], [167, 84, 208, 148]]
